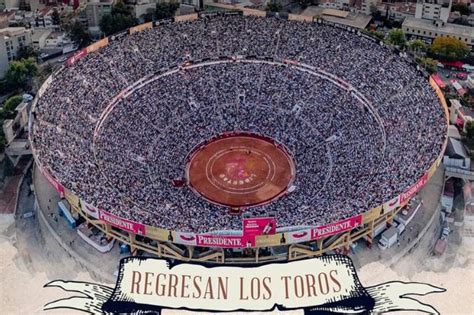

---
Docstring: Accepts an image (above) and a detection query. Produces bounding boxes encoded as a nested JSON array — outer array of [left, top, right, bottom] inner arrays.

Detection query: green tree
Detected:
[[15, 45, 37, 60], [100, 0, 138, 36], [423, 57, 438, 73], [408, 39, 427, 57], [466, 121, 474, 143], [155, 2, 180, 20], [0, 132, 6, 153], [451, 4, 471, 16], [3, 95, 23, 112], [266, 1, 282, 12], [52, 8, 61, 26], [387, 28, 406, 47], [65, 20, 91, 48], [5, 58, 38, 90], [430, 36, 470, 61]]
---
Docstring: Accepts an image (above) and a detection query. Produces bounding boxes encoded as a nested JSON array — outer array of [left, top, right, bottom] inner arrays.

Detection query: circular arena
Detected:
[[31, 12, 447, 260]]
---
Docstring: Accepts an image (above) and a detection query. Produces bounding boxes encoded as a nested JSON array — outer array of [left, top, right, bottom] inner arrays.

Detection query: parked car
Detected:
[[456, 73, 468, 80], [58, 56, 68, 63]]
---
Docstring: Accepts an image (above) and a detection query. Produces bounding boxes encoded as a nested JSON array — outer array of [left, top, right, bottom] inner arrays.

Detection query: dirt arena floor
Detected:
[[187, 135, 295, 207]]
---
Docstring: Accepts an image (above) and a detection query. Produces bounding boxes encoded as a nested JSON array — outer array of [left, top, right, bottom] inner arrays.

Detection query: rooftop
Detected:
[[302, 6, 372, 29], [403, 17, 474, 38], [0, 27, 30, 38]]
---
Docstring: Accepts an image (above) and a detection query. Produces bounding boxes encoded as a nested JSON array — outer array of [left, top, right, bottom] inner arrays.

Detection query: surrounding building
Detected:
[[85, 0, 114, 34], [0, 0, 20, 10], [402, 17, 474, 49], [0, 27, 32, 78], [31, 28, 51, 49], [385, 2, 417, 22], [0, 11, 15, 28], [443, 137, 471, 170], [360, 0, 378, 15], [302, 6, 372, 29], [415, 0, 452, 23]]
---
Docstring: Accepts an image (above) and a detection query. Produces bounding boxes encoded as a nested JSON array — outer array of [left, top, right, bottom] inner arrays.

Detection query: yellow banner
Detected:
[[174, 14, 198, 22], [255, 234, 281, 247], [145, 225, 169, 241], [129, 22, 153, 34], [86, 38, 109, 54], [64, 189, 80, 211]]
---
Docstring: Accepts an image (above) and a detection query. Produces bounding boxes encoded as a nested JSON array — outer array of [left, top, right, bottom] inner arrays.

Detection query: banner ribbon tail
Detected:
[[366, 281, 446, 314], [43, 280, 114, 314]]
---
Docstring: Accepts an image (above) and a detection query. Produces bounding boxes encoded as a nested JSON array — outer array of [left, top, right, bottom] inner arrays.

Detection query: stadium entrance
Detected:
[[186, 133, 296, 208]]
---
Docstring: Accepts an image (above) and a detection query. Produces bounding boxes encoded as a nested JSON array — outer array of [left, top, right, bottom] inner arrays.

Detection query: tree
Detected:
[[416, 56, 438, 73], [408, 39, 427, 57], [155, 2, 180, 20], [3, 95, 23, 112], [465, 121, 474, 143], [52, 8, 61, 26], [451, 4, 471, 16], [370, 4, 381, 20], [65, 20, 91, 48], [266, 1, 282, 12], [15, 45, 37, 60], [430, 36, 470, 61], [100, 0, 138, 36], [0, 132, 6, 153], [4, 58, 38, 90], [387, 28, 406, 47]]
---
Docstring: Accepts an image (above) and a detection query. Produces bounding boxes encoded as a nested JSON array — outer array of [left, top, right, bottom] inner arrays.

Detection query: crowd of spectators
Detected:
[[32, 15, 446, 233]]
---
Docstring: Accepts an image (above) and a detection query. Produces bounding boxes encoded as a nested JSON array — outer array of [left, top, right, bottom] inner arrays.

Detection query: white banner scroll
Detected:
[[44, 255, 445, 314]]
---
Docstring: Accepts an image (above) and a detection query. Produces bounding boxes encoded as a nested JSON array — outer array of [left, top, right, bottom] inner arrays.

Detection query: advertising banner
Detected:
[[99, 210, 146, 235], [144, 226, 169, 242], [399, 172, 429, 205], [66, 49, 87, 66], [173, 231, 197, 245], [196, 234, 250, 248], [41, 168, 64, 198], [243, 217, 276, 237], [64, 189, 80, 212], [80, 200, 100, 219], [383, 196, 399, 214], [174, 13, 198, 22], [109, 30, 128, 42], [45, 256, 445, 314], [255, 234, 282, 247], [311, 215, 362, 240], [129, 22, 153, 34], [86, 38, 109, 54], [285, 228, 312, 244]]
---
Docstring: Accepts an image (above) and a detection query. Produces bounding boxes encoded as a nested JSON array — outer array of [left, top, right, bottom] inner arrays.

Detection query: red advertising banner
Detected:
[[243, 217, 277, 237], [196, 234, 250, 248], [399, 173, 429, 205], [99, 210, 146, 235], [311, 215, 362, 240], [66, 49, 87, 66], [42, 168, 64, 198]]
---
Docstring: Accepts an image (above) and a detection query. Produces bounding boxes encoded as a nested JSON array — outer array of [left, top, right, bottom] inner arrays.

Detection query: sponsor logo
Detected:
[[311, 216, 362, 240], [197, 235, 243, 247], [180, 235, 196, 241], [400, 174, 428, 203], [291, 231, 308, 239]]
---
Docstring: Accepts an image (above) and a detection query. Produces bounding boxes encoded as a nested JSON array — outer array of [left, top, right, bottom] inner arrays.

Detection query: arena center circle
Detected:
[[32, 15, 447, 234], [186, 133, 296, 208]]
